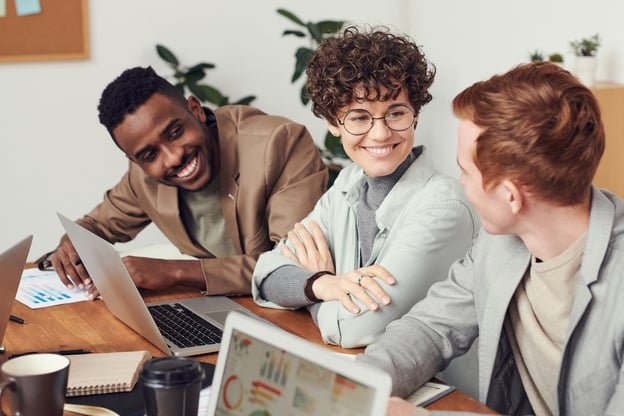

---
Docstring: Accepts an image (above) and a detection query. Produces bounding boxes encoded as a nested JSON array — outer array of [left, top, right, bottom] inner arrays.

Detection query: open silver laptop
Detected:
[[58, 213, 258, 357], [0, 235, 33, 346], [206, 310, 391, 415]]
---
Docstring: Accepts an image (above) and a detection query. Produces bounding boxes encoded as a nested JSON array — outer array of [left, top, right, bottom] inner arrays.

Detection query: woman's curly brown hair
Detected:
[[306, 25, 436, 125]]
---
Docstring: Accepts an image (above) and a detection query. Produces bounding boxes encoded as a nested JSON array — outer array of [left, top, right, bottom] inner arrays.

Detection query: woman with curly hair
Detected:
[[252, 26, 478, 348]]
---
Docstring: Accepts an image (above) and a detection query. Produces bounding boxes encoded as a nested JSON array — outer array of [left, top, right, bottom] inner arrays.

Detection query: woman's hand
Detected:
[[282, 221, 335, 273], [281, 221, 396, 313], [313, 265, 395, 314]]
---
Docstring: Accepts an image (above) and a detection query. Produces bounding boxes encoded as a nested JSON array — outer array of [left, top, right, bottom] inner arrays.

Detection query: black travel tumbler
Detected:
[[140, 356, 205, 416]]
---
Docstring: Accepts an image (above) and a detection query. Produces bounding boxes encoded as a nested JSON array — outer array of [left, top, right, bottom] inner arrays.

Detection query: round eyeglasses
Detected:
[[338, 104, 417, 135]]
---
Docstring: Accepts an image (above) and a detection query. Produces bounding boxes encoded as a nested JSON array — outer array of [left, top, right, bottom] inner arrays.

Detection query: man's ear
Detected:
[[187, 96, 206, 122], [325, 120, 341, 137], [501, 179, 524, 215]]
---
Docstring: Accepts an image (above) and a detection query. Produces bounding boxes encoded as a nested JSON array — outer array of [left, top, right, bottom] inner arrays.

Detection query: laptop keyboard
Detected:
[[148, 303, 223, 348]]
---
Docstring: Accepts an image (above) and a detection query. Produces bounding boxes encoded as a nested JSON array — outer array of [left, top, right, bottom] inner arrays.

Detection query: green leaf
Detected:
[[156, 44, 179, 66], [173, 68, 185, 79], [184, 68, 207, 83], [189, 83, 224, 105], [217, 95, 230, 106], [299, 83, 309, 106], [155, 44, 255, 108], [306, 23, 323, 44], [292, 47, 313, 83], [186, 82, 206, 100], [324, 131, 347, 159], [188, 62, 216, 72], [233, 95, 257, 106], [327, 165, 340, 188], [277, 9, 306, 27], [317, 20, 345, 35], [282, 29, 306, 38]]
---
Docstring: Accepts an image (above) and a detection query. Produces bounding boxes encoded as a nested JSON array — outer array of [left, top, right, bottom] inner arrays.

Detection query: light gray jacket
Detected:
[[253, 148, 478, 348], [359, 187, 624, 415]]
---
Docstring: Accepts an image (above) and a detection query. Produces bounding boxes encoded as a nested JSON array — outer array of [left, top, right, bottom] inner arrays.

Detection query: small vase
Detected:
[[574, 56, 597, 87]]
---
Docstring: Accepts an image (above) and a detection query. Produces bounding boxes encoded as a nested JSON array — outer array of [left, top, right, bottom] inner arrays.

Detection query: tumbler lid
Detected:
[[140, 357, 204, 387]]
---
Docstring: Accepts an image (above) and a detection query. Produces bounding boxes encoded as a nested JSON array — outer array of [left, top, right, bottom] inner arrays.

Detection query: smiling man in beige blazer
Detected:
[[38, 66, 327, 300]]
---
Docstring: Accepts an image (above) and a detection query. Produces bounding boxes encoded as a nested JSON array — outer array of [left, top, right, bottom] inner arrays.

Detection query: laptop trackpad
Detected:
[[203, 310, 230, 326], [203, 308, 260, 327]]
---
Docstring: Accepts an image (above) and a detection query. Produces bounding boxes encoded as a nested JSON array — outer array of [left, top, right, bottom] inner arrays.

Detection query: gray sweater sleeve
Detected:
[[258, 265, 322, 324], [258, 265, 315, 309]]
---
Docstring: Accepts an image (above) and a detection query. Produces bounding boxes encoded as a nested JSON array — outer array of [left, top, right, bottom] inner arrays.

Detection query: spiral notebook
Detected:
[[66, 350, 152, 397]]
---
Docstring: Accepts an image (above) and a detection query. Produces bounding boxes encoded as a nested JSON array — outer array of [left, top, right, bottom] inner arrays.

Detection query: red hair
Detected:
[[453, 61, 604, 205]]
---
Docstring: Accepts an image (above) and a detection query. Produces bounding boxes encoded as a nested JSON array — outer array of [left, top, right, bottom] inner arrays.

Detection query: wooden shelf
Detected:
[[591, 83, 624, 198]]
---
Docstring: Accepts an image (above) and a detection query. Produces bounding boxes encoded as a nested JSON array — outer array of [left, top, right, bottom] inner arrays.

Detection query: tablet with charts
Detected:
[[206, 310, 392, 415]]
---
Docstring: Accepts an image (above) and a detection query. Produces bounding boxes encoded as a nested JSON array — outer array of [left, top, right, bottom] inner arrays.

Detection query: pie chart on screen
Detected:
[[223, 374, 244, 410]]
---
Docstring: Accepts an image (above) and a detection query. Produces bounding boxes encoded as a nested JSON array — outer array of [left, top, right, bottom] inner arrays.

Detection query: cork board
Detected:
[[0, 0, 89, 63]]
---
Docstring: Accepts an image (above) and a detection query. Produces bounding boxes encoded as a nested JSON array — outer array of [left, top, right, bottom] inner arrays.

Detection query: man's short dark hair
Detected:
[[97, 66, 185, 135]]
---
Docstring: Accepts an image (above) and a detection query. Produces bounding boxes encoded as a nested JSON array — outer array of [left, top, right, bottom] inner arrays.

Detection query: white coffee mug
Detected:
[[0, 353, 70, 416]]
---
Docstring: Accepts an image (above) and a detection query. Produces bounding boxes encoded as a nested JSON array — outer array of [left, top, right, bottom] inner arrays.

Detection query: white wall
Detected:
[[408, 0, 624, 182], [2, 0, 623, 260], [0, 0, 408, 259]]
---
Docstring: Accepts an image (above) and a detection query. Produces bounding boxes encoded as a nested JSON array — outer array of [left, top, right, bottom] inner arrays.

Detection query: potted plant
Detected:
[[155, 44, 256, 107], [548, 52, 564, 63], [570, 33, 601, 57], [569, 33, 601, 86], [277, 8, 348, 185], [548, 52, 564, 68], [529, 49, 544, 62]]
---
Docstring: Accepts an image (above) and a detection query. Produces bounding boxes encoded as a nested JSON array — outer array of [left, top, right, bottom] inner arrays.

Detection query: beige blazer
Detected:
[[75, 105, 328, 295]]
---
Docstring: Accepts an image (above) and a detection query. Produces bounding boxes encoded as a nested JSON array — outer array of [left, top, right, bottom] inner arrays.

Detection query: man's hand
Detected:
[[51, 236, 92, 290], [282, 221, 395, 314], [121, 257, 206, 290], [51, 237, 206, 298]]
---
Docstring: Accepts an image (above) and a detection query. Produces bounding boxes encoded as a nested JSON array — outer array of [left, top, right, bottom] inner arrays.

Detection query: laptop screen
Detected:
[[0, 235, 32, 344], [213, 327, 378, 415]]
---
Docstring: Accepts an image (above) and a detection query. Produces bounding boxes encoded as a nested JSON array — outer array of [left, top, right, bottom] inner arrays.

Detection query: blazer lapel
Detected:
[[154, 184, 200, 252], [220, 173, 241, 254], [479, 239, 531, 401], [565, 188, 614, 346], [215, 112, 242, 255]]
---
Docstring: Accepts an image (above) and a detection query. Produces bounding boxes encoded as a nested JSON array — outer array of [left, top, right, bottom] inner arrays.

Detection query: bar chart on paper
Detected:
[[16, 268, 89, 309]]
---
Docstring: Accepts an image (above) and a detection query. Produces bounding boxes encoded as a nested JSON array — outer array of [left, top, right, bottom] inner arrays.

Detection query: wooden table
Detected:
[[3, 282, 497, 414]]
